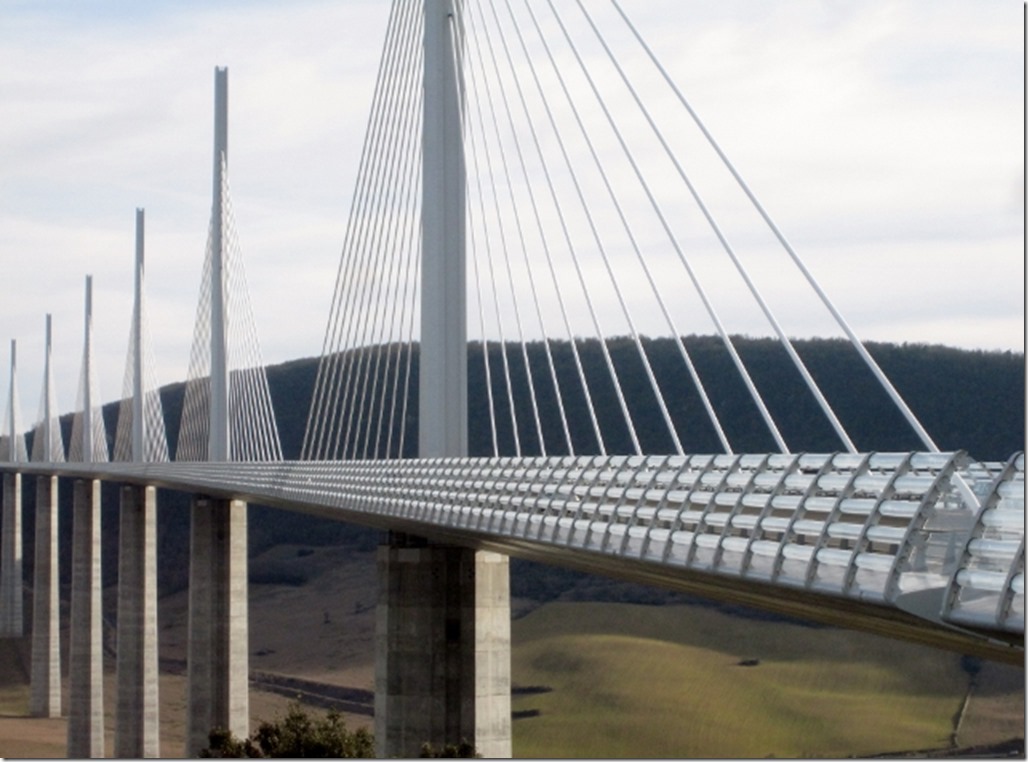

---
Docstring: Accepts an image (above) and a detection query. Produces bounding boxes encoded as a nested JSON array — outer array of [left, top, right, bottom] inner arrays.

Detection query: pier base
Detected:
[[375, 533, 511, 758], [116, 484, 160, 758], [68, 479, 104, 758], [186, 496, 249, 756], [0, 472, 22, 637], [30, 474, 60, 718]]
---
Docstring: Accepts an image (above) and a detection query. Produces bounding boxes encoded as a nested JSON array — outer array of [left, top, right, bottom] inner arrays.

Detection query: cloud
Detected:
[[0, 0, 1021, 423]]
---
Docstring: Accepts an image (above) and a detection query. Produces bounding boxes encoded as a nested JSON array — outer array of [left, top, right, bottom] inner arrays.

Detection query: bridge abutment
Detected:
[[375, 533, 511, 758], [116, 483, 160, 758], [68, 478, 104, 758], [186, 496, 249, 755], [29, 474, 60, 717], [0, 472, 22, 637]]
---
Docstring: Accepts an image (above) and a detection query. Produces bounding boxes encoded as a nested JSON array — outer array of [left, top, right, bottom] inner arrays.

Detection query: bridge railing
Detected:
[[376, 451, 977, 606], [943, 451, 1024, 634]]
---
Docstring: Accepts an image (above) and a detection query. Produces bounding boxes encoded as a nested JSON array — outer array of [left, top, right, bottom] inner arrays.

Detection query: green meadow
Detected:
[[510, 602, 1023, 758]]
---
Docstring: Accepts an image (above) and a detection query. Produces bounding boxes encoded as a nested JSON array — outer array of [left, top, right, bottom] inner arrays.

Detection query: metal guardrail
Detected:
[[942, 452, 1024, 634]]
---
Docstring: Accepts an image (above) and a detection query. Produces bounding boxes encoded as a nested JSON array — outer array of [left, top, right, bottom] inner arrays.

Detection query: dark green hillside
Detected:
[[264, 336, 1023, 462]]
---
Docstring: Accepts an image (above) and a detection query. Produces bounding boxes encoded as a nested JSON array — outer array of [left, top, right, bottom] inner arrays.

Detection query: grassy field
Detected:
[[510, 602, 1023, 758]]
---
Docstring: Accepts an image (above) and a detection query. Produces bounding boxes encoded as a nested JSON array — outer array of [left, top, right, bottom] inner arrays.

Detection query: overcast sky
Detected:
[[0, 0, 1022, 418]]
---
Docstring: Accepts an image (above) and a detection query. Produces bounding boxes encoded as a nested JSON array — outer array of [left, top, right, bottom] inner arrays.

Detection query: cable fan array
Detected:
[[303, 0, 424, 462], [114, 212, 169, 464], [0, 343, 27, 463], [113, 309, 168, 463], [68, 277, 109, 464], [30, 316, 65, 464], [177, 157, 282, 462], [303, 0, 940, 463]]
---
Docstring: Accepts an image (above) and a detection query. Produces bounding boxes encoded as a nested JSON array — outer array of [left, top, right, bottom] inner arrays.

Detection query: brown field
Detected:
[[0, 664, 370, 758], [0, 544, 379, 759]]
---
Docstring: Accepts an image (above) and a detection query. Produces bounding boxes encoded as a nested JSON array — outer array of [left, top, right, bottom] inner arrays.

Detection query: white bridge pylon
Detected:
[[303, 0, 950, 467], [176, 68, 282, 464]]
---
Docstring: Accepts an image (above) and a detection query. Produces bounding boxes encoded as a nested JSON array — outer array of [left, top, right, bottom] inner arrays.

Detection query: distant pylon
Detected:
[[115, 208, 163, 759], [114, 208, 169, 463], [30, 315, 64, 463], [181, 66, 259, 757], [69, 276, 109, 463], [0, 340, 25, 637], [30, 314, 61, 718], [1, 341, 26, 463], [176, 69, 281, 463], [67, 275, 105, 758]]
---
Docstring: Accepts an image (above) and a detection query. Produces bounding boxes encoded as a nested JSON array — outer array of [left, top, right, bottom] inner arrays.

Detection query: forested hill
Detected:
[[236, 335, 1022, 463]]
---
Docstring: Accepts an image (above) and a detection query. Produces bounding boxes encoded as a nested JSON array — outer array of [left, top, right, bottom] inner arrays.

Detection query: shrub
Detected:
[[200, 702, 374, 758]]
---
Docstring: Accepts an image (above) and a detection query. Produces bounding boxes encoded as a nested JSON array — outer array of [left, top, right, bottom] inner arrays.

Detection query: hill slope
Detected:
[[511, 602, 1024, 758]]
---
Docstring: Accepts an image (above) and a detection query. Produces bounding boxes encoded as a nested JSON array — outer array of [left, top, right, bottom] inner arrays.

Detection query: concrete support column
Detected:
[[375, 534, 511, 758], [186, 496, 248, 756], [30, 474, 60, 717], [68, 478, 104, 758], [116, 484, 160, 758], [0, 471, 23, 637]]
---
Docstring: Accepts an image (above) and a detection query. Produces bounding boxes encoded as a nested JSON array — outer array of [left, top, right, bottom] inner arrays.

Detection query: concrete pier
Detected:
[[67, 478, 104, 758], [186, 496, 249, 755], [0, 472, 22, 637], [29, 474, 60, 717], [116, 484, 160, 758], [375, 534, 511, 758]]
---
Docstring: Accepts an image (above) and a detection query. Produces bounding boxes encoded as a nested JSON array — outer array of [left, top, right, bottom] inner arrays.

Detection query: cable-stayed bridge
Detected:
[[0, 1, 1022, 758]]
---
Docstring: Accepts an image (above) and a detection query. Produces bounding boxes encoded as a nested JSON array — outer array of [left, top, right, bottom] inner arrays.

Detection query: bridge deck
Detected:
[[6, 450, 1023, 664]]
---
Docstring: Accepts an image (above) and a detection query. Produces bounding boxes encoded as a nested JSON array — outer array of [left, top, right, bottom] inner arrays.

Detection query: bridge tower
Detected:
[[375, 1, 512, 757], [115, 208, 163, 758], [67, 275, 106, 758], [0, 340, 25, 638], [29, 314, 62, 718], [185, 66, 251, 755]]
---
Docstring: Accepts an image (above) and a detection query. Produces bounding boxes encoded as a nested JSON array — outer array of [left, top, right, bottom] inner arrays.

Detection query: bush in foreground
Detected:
[[200, 702, 374, 758], [419, 739, 479, 758]]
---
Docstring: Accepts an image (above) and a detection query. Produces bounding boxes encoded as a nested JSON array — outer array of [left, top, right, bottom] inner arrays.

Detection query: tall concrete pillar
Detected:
[[375, 534, 511, 758], [183, 67, 250, 756], [116, 484, 160, 758], [68, 478, 104, 757], [186, 496, 248, 756], [29, 474, 60, 717], [0, 472, 23, 637]]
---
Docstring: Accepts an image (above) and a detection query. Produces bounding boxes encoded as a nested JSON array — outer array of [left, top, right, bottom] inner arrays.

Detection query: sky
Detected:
[[0, 0, 1023, 416]]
